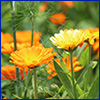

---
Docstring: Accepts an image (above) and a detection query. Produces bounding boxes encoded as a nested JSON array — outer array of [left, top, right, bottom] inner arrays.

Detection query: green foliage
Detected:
[[86, 76, 99, 99]]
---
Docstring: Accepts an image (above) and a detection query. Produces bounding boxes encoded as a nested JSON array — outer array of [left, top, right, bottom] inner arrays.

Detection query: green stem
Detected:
[[30, 12, 34, 46], [32, 68, 38, 99], [89, 44, 91, 64], [70, 51, 77, 99], [10, 1, 21, 97]]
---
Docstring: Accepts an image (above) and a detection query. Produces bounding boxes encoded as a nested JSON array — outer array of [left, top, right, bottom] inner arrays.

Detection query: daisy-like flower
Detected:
[[50, 29, 88, 51], [92, 39, 99, 59], [49, 13, 66, 25], [10, 46, 56, 68], [1, 32, 13, 47], [47, 56, 84, 79], [16, 30, 41, 44], [87, 28, 99, 45], [1, 65, 29, 81], [1, 42, 42, 54]]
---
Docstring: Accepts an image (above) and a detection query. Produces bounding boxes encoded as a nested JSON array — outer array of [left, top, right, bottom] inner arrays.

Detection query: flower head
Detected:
[[1, 32, 13, 47], [47, 56, 84, 79], [87, 28, 99, 45], [1, 41, 42, 54], [16, 30, 41, 44], [60, 1, 74, 8], [10, 46, 56, 68], [39, 1, 48, 13], [49, 13, 66, 25], [1, 65, 29, 81], [50, 29, 88, 51]]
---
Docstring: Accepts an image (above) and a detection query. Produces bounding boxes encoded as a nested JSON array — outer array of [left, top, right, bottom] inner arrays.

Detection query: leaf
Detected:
[[86, 76, 99, 99], [54, 61, 75, 99], [60, 59, 83, 96], [80, 48, 89, 66], [92, 61, 97, 69], [78, 92, 89, 99], [61, 90, 67, 99], [60, 59, 70, 74]]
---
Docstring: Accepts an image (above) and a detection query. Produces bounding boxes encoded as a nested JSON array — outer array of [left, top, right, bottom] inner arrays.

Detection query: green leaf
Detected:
[[78, 92, 89, 99], [80, 48, 89, 66], [60, 59, 83, 96], [86, 76, 99, 99], [54, 61, 75, 99], [92, 61, 97, 69]]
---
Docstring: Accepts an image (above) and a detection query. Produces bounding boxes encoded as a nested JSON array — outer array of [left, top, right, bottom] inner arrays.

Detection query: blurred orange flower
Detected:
[[16, 30, 41, 44], [60, 1, 74, 8], [47, 56, 84, 79], [49, 13, 66, 25], [39, 1, 48, 13], [1, 32, 13, 48], [1, 41, 42, 54], [10, 46, 56, 68], [1, 96, 7, 99], [1, 65, 29, 81]]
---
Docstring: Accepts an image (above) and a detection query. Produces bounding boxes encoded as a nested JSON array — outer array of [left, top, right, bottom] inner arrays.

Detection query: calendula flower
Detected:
[[49, 13, 66, 25], [85, 28, 99, 45], [1, 96, 7, 99], [16, 30, 41, 44], [1, 65, 29, 81], [50, 29, 88, 51], [1, 32, 13, 47], [60, 1, 74, 8], [92, 39, 99, 59], [47, 56, 84, 79], [1, 41, 42, 54], [10, 46, 56, 68], [1, 42, 31, 54], [79, 28, 99, 49], [39, 1, 48, 13], [58, 1, 74, 12]]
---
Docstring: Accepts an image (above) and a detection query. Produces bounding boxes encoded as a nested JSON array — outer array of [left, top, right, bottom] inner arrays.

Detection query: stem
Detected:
[[10, 1, 21, 97], [30, 12, 34, 46], [32, 68, 38, 99], [70, 51, 77, 99], [89, 44, 91, 64]]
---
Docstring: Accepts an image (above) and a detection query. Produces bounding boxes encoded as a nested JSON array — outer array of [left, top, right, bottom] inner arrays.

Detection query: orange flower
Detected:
[[1, 32, 13, 48], [92, 39, 99, 59], [10, 46, 56, 68], [47, 56, 84, 79], [1, 65, 29, 81], [58, 1, 74, 12], [49, 13, 66, 25], [1, 96, 7, 99], [60, 1, 74, 8], [1, 42, 31, 54], [87, 27, 99, 33], [87, 28, 99, 45], [39, 2, 48, 13], [16, 30, 41, 44], [1, 42, 42, 54]]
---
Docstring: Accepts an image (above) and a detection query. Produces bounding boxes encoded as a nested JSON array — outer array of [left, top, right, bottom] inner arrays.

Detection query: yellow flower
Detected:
[[50, 29, 88, 51], [10, 46, 56, 68]]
